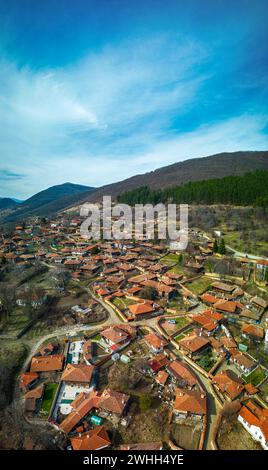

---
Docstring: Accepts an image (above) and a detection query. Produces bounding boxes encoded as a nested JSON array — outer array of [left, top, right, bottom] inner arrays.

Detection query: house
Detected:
[[241, 323, 264, 341], [59, 390, 100, 433], [238, 400, 268, 450], [98, 388, 130, 416], [178, 332, 210, 358], [16, 288, 47, 308], [38, 342, 58, 356], [211, 281, 236, 293], [128, 302, 158, 319], [61, 363, 94, 386], [232, 352, 256, 375], [167, 360, 197, 388], [144, 332, 167, 353], [155, 370, 169, 386], [71, 426, 111, 451], [173, 387, 206, 419], [30, 354, 65, 372], [212, 370, 244, 400], [101, 324, 134, 351], [200, 293, 220, 306], [192, 312, 219, 335], [148, 353, 169, 373], [213, 299, 238, 314], [24, 384, 44, 412], [251, 296, 268, 311], [19, 372, 39, 392]]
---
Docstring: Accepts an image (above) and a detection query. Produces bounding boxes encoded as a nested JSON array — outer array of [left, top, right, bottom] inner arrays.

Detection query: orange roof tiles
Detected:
[[128, 302, 155, 316], [174, 387, 206, 415], [212, 370, 244, 400], [167, 360, 197, 387], [144, 332, 166, 350], [71, 426, 111, 450], [178, 332, 210, 353], [19, 372, 38, 390], [241, 323, 264, 339], [61, 363, 94, 383], [30, 354, 64, 372]]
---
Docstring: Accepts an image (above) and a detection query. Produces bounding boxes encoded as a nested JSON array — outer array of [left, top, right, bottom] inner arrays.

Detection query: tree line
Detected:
[[117, 170, 268, 207]]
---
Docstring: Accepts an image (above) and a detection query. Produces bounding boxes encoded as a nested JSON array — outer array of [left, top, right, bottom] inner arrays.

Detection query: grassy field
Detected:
[[112, 297, 134, 310], [160, 253, 181, 266], [242, 366, 267, 386], [174, 327, 194, 342], [40, 383, 58, 415], [184, 276, 211, 295]]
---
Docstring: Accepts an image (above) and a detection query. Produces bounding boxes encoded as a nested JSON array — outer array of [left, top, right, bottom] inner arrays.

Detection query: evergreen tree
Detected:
[[218, 238, 226, 255], [213, 239, 218, 253]]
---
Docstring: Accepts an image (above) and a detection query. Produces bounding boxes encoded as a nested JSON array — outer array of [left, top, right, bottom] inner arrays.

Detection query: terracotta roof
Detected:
[[144, 332, 166, 350], [244, 383, 258, 395], [155, 370, 169, 385], [193, 313, 218, 332], [24, 384, 44, 399], [71, 426, 111, 450], [239, 401, 268, 442], [101, 326, 129, 345], [19, 372, 38, 390], [202, 309, 223, 321], [128, 302, 155, 316], [212, 370, 244, 400], [61, 363, 94, 383], [200, 293, 219, 304], [213, 299, 238, 313], [178, 332, 210, 353], [98, 388, 130, 414], [233, 352, 256, 370], [59, 390, 100, 433], [30, 354, 64, 372], [167, 360, 197, 387], [174, 387, 206, 415], [241, 323, 264, 339]]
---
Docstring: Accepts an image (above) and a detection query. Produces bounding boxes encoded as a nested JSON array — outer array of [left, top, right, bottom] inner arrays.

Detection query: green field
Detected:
[[160, 253, 181, 266], [242, 366, 267, 386], [40, 383, 58, 415], [174, 327, 194, 342], [184, 276, 211, 295], [172, 317, 190, 328]]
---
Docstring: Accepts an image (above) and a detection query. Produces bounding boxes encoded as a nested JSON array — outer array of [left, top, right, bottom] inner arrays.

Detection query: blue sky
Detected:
[[0, 0, 267, 199]]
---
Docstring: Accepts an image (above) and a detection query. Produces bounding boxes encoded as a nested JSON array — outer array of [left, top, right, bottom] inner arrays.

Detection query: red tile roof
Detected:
[[71, 426, 111, 450], [30, 354, 64, 372], [174, 387, 206, 415], [61, 363, 94, 383], [144, 332, 166, 350]]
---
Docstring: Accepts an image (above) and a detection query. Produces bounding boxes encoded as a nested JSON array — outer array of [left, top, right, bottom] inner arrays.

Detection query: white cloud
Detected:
[[0, 34, 267, 198]]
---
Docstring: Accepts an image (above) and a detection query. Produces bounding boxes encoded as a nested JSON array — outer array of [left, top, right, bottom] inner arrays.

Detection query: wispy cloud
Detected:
[[0, 168, 25, 181], [0, 33, 267, 198]]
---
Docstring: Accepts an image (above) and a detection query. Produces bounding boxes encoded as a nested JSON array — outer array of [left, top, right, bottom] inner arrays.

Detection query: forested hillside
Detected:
[[118, 170, 268, 207]]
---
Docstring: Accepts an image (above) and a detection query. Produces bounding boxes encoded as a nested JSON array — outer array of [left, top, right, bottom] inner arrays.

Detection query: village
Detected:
[[0, 211, 268, 451]]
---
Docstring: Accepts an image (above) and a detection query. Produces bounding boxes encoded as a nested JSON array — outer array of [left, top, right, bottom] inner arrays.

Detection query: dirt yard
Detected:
[[217, 418, 262, 450]]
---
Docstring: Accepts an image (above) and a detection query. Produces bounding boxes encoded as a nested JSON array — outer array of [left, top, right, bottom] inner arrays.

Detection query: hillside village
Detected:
[[0, 209, 268, 451]]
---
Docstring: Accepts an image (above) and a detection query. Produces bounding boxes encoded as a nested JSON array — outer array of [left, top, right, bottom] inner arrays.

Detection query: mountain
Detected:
[[1, 183, 94, 222], [0, 198, 19, 210], [68, 150, 268, 206]]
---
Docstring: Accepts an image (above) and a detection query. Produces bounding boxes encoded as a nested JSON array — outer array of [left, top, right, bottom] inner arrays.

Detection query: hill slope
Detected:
[[2, 183, 94, 221], [0, 198, 19, 211], [69, 150, 268, 205]]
